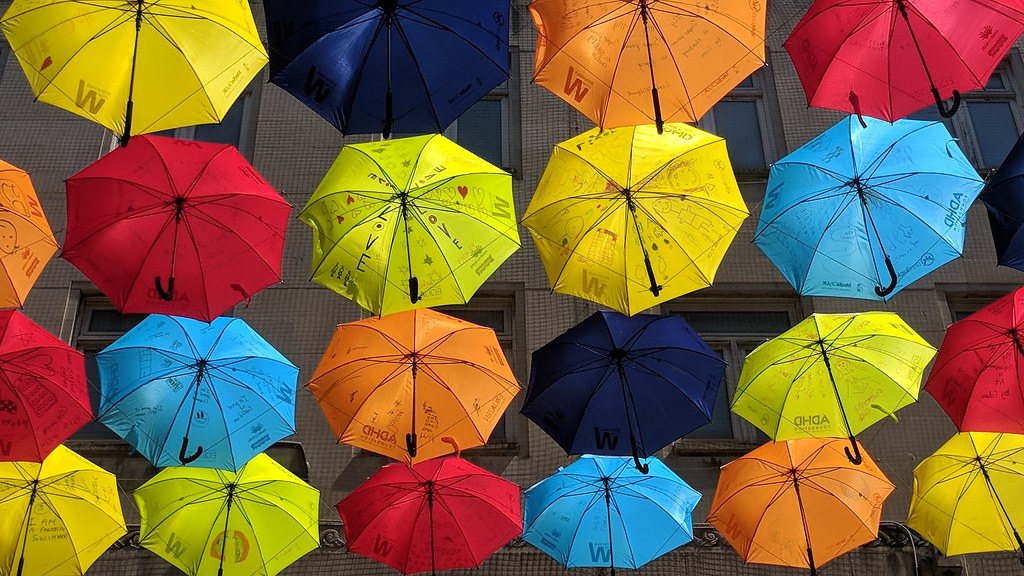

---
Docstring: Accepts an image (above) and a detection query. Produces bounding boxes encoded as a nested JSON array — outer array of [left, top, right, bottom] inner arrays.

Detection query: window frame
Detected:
[[940, 284, 1020, 324], [910, 59, 1024, 170], [696, 65, 785, 177], [437, 282, 528, 456], [663, 297, 802, 455]]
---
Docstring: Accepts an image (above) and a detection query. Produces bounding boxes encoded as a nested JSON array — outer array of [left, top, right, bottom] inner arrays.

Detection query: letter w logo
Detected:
[[165, 532, 188, 559], [373, 534, 393, 556], [589, 542, 611, 563], [75, 80, 106, 114], [304, 66, 332, 104], [593, 428, 619, 450], [581, 269, 607, 299], [563, 66, 590, 102]]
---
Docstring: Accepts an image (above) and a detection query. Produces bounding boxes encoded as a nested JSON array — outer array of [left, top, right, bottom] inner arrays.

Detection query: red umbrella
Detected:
[[784, 0, 1024, 122], [925, 286, 1024, 433], [0, 310, 90, 461], [63, 135, 291, 322], [337, 440, 522, 575]]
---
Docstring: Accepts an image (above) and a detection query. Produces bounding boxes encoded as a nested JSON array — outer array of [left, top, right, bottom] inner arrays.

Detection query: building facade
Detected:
[[0, 0, 1021, 574]]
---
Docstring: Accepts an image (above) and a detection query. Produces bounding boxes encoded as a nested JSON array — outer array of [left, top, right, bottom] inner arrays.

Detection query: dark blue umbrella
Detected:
[[522, 311, 724, 472], [981, 133, 1024, 272], [263, 0, 509, 137]]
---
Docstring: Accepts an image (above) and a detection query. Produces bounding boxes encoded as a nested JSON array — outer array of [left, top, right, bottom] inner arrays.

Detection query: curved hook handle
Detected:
[[873, 255, 898, 298], [155, 276, 175, 301], [406, 432, 417, 458], [179, 436, 203, 464], [441, 436, 460, 458], [629, 434, 650, 474], [932, 87, 962, 118], [844, 436, 863, 465]]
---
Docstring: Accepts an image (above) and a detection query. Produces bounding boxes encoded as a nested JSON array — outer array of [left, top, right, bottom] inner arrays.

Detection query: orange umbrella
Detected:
[[308, 309, 521, 464], [708, 438, 894, 575], [0, 159, 57, 308], [529, 0, 766, 132]]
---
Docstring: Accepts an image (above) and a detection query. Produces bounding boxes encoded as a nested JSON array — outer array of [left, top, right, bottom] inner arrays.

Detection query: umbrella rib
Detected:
[[389, 16, 443, 131], [10, 5, 131, 97], [408, 5, 510, 78], [178, 206, 213, 319]]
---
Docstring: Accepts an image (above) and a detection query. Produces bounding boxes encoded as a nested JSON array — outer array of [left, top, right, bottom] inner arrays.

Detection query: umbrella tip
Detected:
[[441, 436, 461, 457]]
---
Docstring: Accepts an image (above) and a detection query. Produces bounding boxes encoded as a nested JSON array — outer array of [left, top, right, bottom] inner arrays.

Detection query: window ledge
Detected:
[[673, 439, 763, 457], [465, 441, 520, 457]]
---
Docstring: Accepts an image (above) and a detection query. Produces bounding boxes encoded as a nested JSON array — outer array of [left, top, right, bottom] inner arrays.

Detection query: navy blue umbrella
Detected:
[[263, 0, 509, 137], [522, 311, 724, 472], [981, 133, 1024, 272]]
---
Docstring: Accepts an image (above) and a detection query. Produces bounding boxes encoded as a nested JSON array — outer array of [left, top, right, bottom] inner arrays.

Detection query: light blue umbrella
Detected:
[[97, 315, 297, 471], [755, 116, 983, 300], [523, 455, 699, 574]]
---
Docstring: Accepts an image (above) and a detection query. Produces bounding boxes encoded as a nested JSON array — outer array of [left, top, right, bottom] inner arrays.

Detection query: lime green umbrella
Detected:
[[299, 134, 519, 316], [731, 312, 935, 463], [134, 453, 319, 576]]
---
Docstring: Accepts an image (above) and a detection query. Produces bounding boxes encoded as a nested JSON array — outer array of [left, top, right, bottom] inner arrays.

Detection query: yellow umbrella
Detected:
[[135, 453, 320, 576], [731, 312, 935, 464], [1, 0, 267, 142], [0, 445, 126, 576], [908, 432, 1024, 561], [522, 123, 748, 316], [0, 159, 58, 308]]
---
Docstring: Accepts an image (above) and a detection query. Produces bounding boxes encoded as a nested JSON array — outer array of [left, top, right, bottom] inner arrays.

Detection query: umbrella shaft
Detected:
[[16, 484, 38, 576], [792, 474, 817, 575]]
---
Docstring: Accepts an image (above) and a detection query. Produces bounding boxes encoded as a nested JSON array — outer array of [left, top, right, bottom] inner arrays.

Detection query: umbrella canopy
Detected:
[[0, 445, 126, 576], [908, 431, 1024, 560], [522, 311, 724, 472], [299, 134, 519, 316], [732, 312, 936, 464], [981, 133, 1024, 272], [63, 134, 292, 322], [925, 287, 1024, 433], [0, 310, 90, 462], [337, 447, 522, 575], [0, 0, 267, 143], [522, 123, 749, 316], [755, 116, 982, 300], [135, 453, 320, 576], [308, 308, 520, 464], [708, 438, 894, 575], [97, 314, 298, 471], [785, 0, 1024, 122], [523, 455, 700, 573], [0, 159, 58, 308], [529, 0, 765, 131], [263, 0, 509, 137]]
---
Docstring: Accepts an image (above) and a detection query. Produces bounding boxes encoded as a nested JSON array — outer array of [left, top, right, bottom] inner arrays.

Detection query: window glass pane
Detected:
[[736, 75, 756, 89], [455, 99, 504, 167], [985, 72, 1006, 90], [88, 309, 146, 333], [193, 96, 245, 146], [968, 101, 1019, 168], [712, 101, 766, 170], [438, 308, 506, 333]]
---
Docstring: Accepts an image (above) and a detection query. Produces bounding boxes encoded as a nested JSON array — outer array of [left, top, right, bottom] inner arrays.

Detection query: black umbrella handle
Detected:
[[179, 436, 203, 464], [406, 432, 417, 458], [155, 276, 175, 301], [409, 277, 419, 304], [873, 256, 898, 298], [629, 435, 649, 474], [643, 255, 661, 297], [844, 436, 863, 465], [932, 87, 962, 118]]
